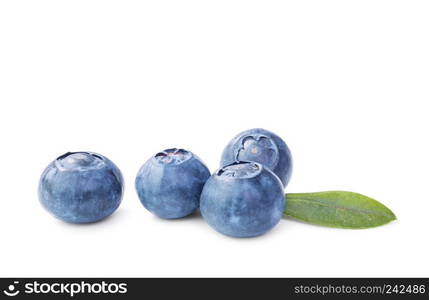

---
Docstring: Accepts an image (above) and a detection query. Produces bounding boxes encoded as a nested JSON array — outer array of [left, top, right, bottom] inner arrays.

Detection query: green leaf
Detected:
[[284, 191, 396, 229]]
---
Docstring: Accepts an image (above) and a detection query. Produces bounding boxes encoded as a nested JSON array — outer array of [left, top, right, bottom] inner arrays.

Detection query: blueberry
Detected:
[[220, 128, 292, 187], [200, 161, 285, 238], [135, 148, 210, 219], [38, 152, 124, 223]]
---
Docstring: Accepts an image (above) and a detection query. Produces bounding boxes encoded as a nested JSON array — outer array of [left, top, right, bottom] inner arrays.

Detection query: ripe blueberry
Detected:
[[38, 152, 124, 223], [135, 148, 210, 219], [200, 161, 285, 237], [220, 128, 292, 187]]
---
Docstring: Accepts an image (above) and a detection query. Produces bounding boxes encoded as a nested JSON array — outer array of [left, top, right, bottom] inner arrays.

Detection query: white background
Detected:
[[0, 1, 428, 277]]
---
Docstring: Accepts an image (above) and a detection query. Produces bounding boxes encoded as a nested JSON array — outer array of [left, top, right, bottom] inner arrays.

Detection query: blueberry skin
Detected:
[[220, 128, 292, 187], [38, 152, 124, 223], [135, 148, 211, 219], [200, 161, 285, 238]]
